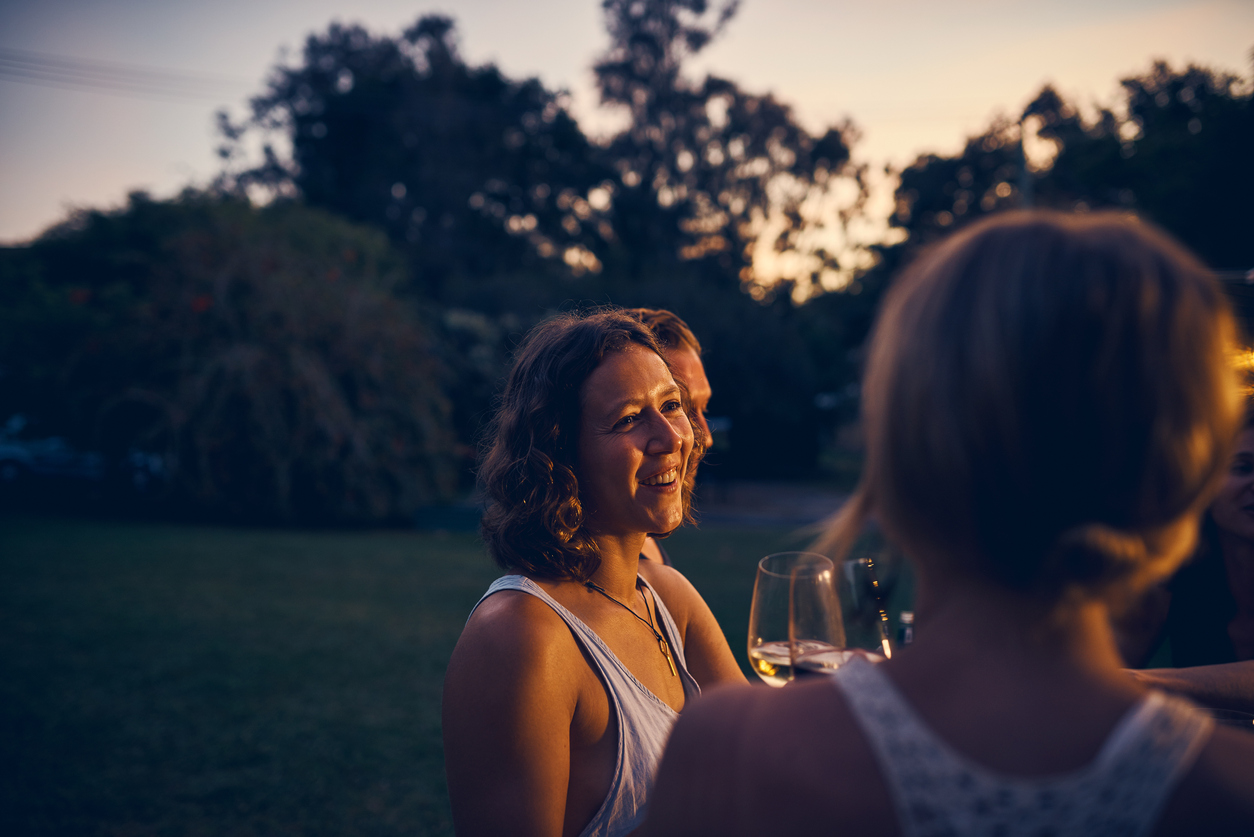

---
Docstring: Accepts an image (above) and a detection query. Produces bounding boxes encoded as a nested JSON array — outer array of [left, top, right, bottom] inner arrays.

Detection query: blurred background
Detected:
[[0, 1, 1251, 834]]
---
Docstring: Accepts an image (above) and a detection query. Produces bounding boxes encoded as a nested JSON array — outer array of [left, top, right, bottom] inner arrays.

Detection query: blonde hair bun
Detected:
[[817, 210, 1239, 605]]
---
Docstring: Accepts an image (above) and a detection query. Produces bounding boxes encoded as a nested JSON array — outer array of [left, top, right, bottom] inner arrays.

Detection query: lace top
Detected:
[[831, 657, 1213, 837], [471, 575, 700, 837]]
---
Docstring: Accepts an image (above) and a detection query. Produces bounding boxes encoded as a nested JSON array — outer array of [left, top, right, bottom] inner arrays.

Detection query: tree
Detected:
[[888, 116, 1027, 252], [1079, 60, 1251, 269], [575, 0, 875, 477], [220, 16, 608, 310], [593, 0, 867, 304], [887, 57, 1254, 271], [0, 193, 458, 524], [215, 5, 878, 479]]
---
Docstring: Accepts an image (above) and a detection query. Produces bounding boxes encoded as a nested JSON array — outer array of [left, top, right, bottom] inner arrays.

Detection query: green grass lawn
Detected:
[[0, 515, 822, 836]]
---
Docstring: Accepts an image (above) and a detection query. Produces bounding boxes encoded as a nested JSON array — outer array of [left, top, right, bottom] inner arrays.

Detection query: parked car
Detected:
[[0, 435, 106, 484], [0, 414, 172, 507]]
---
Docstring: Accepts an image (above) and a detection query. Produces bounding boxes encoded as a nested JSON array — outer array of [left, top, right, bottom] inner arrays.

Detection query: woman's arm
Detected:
[[442, 593, 580, 837], [639, 562, 747, 688], [1129, 661, 1254, 713]]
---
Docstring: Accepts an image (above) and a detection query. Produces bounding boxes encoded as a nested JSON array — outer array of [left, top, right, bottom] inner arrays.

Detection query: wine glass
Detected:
[[747, 552, 841, 686]]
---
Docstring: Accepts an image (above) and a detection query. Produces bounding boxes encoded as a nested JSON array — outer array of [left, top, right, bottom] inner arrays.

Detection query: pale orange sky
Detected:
[[0, 0, 1249, 245]]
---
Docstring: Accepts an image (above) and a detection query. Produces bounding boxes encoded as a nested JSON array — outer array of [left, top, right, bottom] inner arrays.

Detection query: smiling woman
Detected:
[[442, 309, 745, 837], [577, 345, 693, 540]]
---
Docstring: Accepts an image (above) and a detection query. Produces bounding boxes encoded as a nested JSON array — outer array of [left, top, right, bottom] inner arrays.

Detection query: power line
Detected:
[[0, 47, 252, 102]]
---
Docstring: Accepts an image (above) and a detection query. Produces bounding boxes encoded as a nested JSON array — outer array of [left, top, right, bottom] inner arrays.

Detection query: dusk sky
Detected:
[[1, 0, 1250, 244]]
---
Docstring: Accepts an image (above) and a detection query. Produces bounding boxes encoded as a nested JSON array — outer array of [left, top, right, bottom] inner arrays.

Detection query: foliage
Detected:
[[220, 16, 607, 310], [0, 193, 458, 523], [573, 0, 873, 476], [215, 5, 876, 479], [218, 16, 623, 477], [222, 6, 870, 305], [889, 115, 1027, 252], [593, 0, 867, 303], [888, 58, 1254, 270]]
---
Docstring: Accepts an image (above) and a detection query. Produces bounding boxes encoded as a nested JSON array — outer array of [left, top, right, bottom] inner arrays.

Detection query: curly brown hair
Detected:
[[479, 309, 705, 581]]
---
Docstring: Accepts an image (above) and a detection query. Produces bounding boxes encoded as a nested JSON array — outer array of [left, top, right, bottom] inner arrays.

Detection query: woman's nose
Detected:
[[645, 411, 686, 453]]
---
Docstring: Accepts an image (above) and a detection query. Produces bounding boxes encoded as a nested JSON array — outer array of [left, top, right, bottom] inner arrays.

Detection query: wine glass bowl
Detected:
[[747, 552, 841, 686]]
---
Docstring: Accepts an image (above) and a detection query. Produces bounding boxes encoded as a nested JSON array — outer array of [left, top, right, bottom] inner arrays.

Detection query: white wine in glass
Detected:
[[747, 552, 842, 687]]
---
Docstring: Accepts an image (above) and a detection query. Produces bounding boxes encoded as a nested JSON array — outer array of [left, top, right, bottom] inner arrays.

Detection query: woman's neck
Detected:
[[586, 532, 646, 599], [908, 575, 1126, 676]]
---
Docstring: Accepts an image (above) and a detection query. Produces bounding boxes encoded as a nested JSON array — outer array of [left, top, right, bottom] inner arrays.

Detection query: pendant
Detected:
[[659, 638, 677, 676]]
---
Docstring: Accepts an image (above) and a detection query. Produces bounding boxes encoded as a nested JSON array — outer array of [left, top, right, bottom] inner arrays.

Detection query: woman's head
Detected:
[[479, 309, 703, 580], [825, 210, 1241, 605]]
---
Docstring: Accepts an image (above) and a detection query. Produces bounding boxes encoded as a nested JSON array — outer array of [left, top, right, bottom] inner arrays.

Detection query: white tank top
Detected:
[[831, 656, 1213, 837], [471, 575, 700, 837]]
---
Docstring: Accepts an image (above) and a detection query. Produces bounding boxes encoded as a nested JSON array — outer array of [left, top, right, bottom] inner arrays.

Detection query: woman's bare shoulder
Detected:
[[673, 679, 870, 769], [681, 677, 867, 756], [646, 677, 894, 837], [447, 587, 587, 693]]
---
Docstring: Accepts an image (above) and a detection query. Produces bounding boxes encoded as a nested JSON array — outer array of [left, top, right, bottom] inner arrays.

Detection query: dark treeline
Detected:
[[1, 1, 1250, 524]]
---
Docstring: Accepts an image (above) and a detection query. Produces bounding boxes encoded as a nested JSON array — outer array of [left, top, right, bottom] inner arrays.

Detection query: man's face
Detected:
[[665, 347, 712, 449]]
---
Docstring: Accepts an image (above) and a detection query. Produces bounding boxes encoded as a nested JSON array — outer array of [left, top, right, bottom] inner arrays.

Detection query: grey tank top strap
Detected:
[[471, 575, 700, 837], [831, 656, 1213, 837]]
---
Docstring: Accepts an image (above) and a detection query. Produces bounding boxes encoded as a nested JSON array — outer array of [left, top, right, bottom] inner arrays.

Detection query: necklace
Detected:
[[585, 579, 678, 676]]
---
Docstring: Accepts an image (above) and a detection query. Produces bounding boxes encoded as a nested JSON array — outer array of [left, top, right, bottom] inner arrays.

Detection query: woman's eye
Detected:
[[615, 415, 637, 429], [1233, 461, 1254, 475], [662, 400, 683, 413]]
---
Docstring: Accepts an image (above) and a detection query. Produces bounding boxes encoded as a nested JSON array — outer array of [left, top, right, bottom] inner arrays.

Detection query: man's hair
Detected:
[[625, 308, 702, 355], [479, 309, 705, 581], [820, 210, 1240, 605]]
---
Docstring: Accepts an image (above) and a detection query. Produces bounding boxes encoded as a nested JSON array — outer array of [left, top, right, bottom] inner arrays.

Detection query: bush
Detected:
[[0, 193, 458, 523]]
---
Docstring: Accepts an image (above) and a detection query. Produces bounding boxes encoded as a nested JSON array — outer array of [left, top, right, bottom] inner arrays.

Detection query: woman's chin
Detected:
[[646, 510, 684, 537]]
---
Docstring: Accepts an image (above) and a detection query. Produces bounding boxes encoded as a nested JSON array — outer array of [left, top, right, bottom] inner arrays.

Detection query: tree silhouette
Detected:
[[887, 57, 1254, 271], [212, 5, 876, 478], [220, 16, 607, 309], [594, 0, 866, 303]]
